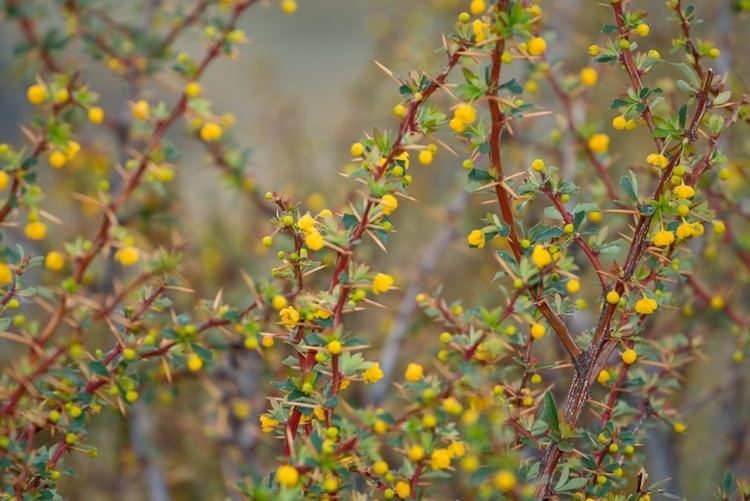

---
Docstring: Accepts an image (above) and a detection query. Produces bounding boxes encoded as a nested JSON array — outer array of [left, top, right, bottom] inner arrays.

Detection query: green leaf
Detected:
[[619, 170, 638, 201], [542, 391, 560, 434], [467, 168, 494, 182]]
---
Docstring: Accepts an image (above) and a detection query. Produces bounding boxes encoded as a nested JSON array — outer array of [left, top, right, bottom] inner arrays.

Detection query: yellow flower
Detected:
[[531, 244, 552, 268], [673, 184, 695, 199], [408, 444, 424, 461], [454, 103, 477, 124], [587, 133, 610, 154], [271, 295, 288, 310], [395, 481, 411, 499], [0, 263, 12, 285], [49, 151, 67, 169], [566, 279, 581, 294], [713, 220, 726, 235], [404, 363, 423, 382], [131, 100, 150, 120], [27, 84, 48, 105], [0, 171, 8, 191], [673, 421, 686, 434], [373, 419, 388, 434], [527, 36, 547, 56], [494, 470, 517, 492], [449, 441, 466, 457], [430, 448, 452, 469], [449, 117, 467, 133], [635, 23, 650, 37], [393, 103, 407, 117], [297, 213, 315, 234], [279, 306, 300, 328], [710, 295, 725, 310], [88, 106, 105, 124], [597, 369, 611, 384], [380, 194, 399, 215], [44, 251, 65, 271], [327, 340, 343, 355], [588, 44, 600, 56], [580, 67, 598, 86], [373, 460, 389, 476], [531, 158, 545, 172], [363, 363, 384, 384], [372, 273, 394, 294], [54, 88, 69, 104], [260, 415, 280, 432], [418, 149, 434, 165], [621, 348, 637, 365], [281, 0, 298, 14], [25, 221, 47, 240], [184, 81, 202, 97], [200, 122, 223, 142], [304, 231, 325, 251], [634, 297, 657, 315], [115, 246, 139, 266], [275, 465, 299, 487], [467, 229, 485, 248], [530, 322, 545, 339], [65, 141, 80, 160], [646, 153, 669, 169], [472, 19, 487, 43], [469, 0, 486, 14], [606, 290, 620, 304], [442, 397, 463, 415], [676, 222, 695, 240], [186, 353, 203, 372], [653, 230, 675, 247], [350, 142, 365, 157]]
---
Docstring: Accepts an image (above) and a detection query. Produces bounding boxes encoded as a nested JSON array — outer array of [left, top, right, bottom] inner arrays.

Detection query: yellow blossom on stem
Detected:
[[530, 322, 545, 339], [587, 133, 610, 154], [279, 306, 300, 328], [88, 106, 105, 124], [430, 448, 452, 469], [404, 363, 424, 382], [531, 244, 552, 268], [653, 229, 675, 247], [673, 183, 695, 199], [634, 297, 657, 315], [0, 263, 12, 285], [527, 36, 547, 56], [647, 153, 669, 169], [621, 348, 637, 365], [200, 122, 223, 142], [494, 470, 517, 492], [275, 465, 299, 486], [305, 231, 325, 251], [372, 273, 394, 294], [25, 221, 47, 240], [380, 194, 399, 215], [580, 67, 598, 86], [131, 100, 150, 120], [566, 279, 581, 294], [44, 251, 65, 271], [27, 84, 48, 105], [363, 363, 384, 384], [467, 229, 485, 248], [115, 246, 139, 266]]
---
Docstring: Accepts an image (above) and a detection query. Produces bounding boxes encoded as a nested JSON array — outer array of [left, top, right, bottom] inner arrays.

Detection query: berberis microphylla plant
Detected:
[[1, 0, 749, 499]]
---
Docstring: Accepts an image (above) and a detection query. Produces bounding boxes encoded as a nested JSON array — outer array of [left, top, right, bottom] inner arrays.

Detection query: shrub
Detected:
[[0, 0, 749, 499]]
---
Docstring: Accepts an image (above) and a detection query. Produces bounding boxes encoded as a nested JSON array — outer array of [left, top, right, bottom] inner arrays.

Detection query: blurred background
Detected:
[[1, 0, 749, 499]]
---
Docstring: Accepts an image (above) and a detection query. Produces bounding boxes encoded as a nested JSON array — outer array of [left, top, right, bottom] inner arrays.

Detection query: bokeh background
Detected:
[[1, 1, 749, 499]]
